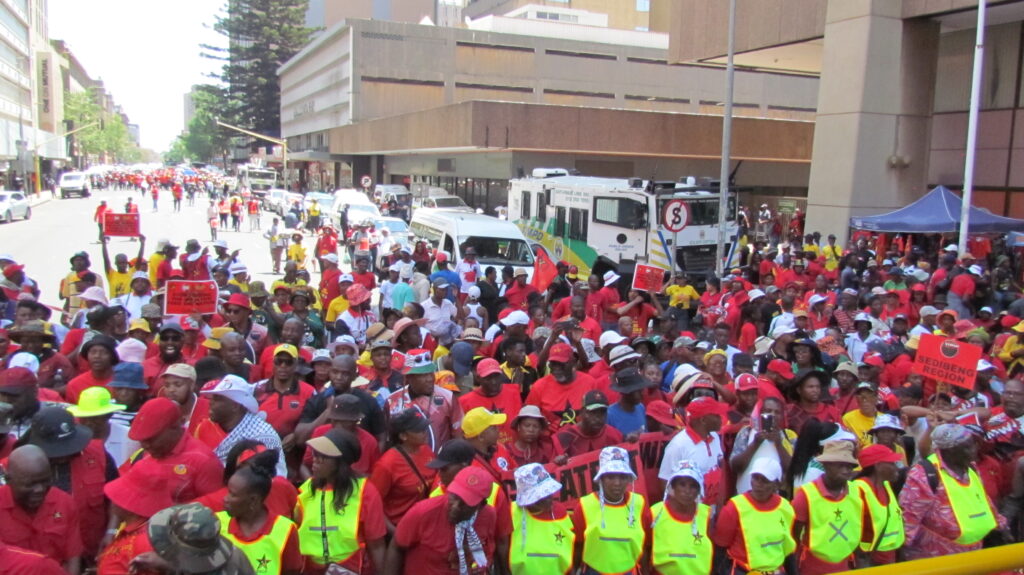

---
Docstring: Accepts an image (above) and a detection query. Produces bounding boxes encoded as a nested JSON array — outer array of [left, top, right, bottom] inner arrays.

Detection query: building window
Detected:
[[594, 197, 647, 229], [636, 0, 650, 12], [521, 191, 531, 221], [568, 207, 588, 241]]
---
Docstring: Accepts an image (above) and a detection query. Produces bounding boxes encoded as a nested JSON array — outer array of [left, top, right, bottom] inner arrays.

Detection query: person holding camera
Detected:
[[730, 396, 796, 496]]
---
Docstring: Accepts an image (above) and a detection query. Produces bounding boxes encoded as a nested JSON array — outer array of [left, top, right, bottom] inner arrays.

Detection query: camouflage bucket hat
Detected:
[[149, 503, 232, 573]]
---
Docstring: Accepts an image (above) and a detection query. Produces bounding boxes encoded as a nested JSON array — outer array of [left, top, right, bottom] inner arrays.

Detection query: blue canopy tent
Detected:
[[849, 186, 1024, 233]]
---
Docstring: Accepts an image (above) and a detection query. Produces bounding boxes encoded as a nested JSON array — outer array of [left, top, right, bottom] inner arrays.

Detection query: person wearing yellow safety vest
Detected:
[[217, 449, 303, 575], [899, 423, 1007, 561], [386, 466, 506, 575], [853, 444, 905, 566], [504, 463, 575, 575], [295, 428, 387, 575], [712, 457, 795, 575], [650, 460, 713, 575], [792, 441, 865, 575], [572, 445, 652, 575]]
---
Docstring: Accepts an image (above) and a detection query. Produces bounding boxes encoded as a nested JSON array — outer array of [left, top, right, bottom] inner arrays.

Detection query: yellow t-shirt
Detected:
[[823, 245, 843, 271], [147, 253, 165, 285], [309, 203, 321, 217], [325, 296, 349, 323], [802, 243, 821, 257], [665, 284, 700, 309], [107, 270, 133, 299], [287, 244, 306, 268], [228, 279, 249, 294], [842, 410, 876, 448]]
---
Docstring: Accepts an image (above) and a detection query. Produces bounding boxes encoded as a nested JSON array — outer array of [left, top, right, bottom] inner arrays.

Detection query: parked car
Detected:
[[0, 191, 31, 223], [59, 172, 91, 198], [415, 194, 473, 212], [303, 192, 335, 215], [279, 192, 304, 216], [263, 188, 289, 212]]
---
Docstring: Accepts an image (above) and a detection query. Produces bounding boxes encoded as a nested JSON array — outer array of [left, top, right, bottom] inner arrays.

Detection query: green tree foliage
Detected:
[[164, 138, 189, 164], [63, 89, 142, 163], [202, 0, 313, 138], [179, 85, 232, 163]]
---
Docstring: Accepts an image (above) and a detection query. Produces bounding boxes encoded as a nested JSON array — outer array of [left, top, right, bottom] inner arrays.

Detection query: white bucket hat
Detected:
[[594, 446, 636, 481], [514, 463, 562, 507]]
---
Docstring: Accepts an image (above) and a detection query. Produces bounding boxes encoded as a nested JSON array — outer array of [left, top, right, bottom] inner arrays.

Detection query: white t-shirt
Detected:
[[454, 260, 482, 294], [659, 428, 723, 481]]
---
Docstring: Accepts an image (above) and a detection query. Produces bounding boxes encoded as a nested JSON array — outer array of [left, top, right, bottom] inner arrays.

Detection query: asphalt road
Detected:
[[0, 188, 312, 311]]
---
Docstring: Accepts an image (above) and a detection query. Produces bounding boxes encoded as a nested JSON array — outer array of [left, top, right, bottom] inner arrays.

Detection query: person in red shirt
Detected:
[[503, 405, 557, 467], [143, 322, 191, 395], [598, 270, 622, 329], [98, 464, 176, 575], [351, 255, 377, 291], [388, 466, 506, 575], [0, 542, 65, 575], [94, 201, 110, 242], [525, 343, 598, 433], [0, 445, 83, 573], [302, 395, 380, 475], [124, 398, 224, 503], [254, 344, 316, 439], [64, 334, 118, 404], [555, 389, 623, 458], [461, 407, 515, 483], [154, 242, 179, 289], [949, 265, 981, 319], [369, 409, 437, 531], [458, 359, 522, 445], [505, 268, 538, 311], [318, 253, 342, 310]]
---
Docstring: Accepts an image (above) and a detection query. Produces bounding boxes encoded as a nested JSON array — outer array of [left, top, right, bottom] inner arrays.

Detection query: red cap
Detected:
[[446, 466, 494, 507], [2, 263, 24, 280], [685, 396, 729, 420], [103, 466, 175, 518], [735, 373, 760, 391], [476, 358, 503, 378], [767, 359, 795, 380], [1001, 315, 1021, 329], [129, 398, 181, 441], [858, 444, 902, 469], [346, 284, 371, 306], [0, 367, 37, 390], [679, 331, 697, 340], [860, 353, 884, 368], [911, 284, 926, 292], [548, 343, 574, 364], [646, 400, 681, 429], [435, 252, 448, 263], [225, 293, 251, 310]]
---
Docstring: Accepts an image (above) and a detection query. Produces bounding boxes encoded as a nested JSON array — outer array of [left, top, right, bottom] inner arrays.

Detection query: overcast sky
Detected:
[[49, 0, 225, 152]]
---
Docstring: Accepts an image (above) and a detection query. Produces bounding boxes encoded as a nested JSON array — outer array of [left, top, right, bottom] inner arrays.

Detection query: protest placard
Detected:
[[102, 213, 140, 237], [911, 333, 983, 390], [164, 280, 219, 316], [631, 264, 667, 293]]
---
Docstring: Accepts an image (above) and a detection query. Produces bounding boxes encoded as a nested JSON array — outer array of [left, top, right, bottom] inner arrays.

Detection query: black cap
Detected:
[[610, 367, 652, 394], [427, 438, 476, 469], [81, 334, 120, 365], [582, 390, 610, 411], [27, 407, 93, 458], [390, 408, 430, 435], [328, 395, 364, 422]]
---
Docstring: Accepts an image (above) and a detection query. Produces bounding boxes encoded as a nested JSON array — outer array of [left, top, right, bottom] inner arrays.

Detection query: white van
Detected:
[[331, 188, 381, 227], [409, 209, 535, 280]]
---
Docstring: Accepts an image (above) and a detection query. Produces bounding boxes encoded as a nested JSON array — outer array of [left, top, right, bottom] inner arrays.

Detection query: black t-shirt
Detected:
[[298, 387, 384, 437]]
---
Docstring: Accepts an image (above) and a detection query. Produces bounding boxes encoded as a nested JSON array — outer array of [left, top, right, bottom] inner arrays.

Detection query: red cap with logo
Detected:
[[446, 466, 494, 507], [548, 343, 574, 364], [129, 397, 181, 441]]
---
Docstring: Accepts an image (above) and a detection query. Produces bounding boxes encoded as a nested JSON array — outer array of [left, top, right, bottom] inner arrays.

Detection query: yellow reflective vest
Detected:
[[216, 512, 295, 575], [650, 502, 712, 575], [295, 477, 366, 566], [854, 478, 905, 552], [730, 493, 796, 572], [579, 492, 647, 574], [929, 454, 998, 545], [798, 480, 863, 564], [508, 504, 575, 575]]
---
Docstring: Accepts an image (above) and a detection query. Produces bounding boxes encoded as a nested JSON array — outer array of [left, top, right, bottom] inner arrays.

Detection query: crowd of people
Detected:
[[0, 178, 1022, 575]]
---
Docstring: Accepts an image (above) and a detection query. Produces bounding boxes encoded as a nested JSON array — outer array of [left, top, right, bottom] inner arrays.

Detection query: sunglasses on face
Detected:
[[160, 334, 183, 342], [274, 357, 296, 366]]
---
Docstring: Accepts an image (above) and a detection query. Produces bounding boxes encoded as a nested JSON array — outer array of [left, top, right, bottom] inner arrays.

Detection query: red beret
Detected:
[[129, 398, 181, 441]]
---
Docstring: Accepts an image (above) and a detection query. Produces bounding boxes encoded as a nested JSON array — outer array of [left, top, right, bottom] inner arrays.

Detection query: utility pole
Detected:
[[215, 120, 289, 190], [715, 0, 737, 277], [958, 0, 987, 255]]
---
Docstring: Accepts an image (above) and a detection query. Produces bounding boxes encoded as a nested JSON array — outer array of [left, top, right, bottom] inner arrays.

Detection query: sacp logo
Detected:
[[940, 339, 961, 359]]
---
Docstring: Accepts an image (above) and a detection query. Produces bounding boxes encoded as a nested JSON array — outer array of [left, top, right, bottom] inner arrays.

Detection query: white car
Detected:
[[0, 191, 30, 223], [263, 188, 289, 212], [59, 172, 91, 198], [415, 195, 473, 212]]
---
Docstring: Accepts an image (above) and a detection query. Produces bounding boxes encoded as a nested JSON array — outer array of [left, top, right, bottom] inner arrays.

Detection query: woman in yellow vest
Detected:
[[854, 445, 905, 566], [650, 461, 713, 575], [218, 449, 303, 575], [572, 446, 651, 575], [296, 429, 388, 575], [506, 463, 575, 575], [899, 423, 1004, 561], [792, 441, 864, 575], [712, 457, 796, 575]]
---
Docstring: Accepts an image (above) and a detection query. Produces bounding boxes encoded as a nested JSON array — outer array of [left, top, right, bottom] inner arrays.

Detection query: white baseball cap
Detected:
[[200, 375, 258, 413]]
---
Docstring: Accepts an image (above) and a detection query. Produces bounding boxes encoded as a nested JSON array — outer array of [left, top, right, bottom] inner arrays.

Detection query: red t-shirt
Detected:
[[254, 380, 317, 437], [457, 387, 523, 445], [0, 485, 83, 563], [524, 373, 599, 433], [303, 424, 380, 475], [394, 495, 499, 575], [64, 370, 113, 404], [950, 273, 976, 299], [599, 286, 621, 324], [124, 434, 224, 503], [369, 445, 437, 525], [352, 271, 376, 291]]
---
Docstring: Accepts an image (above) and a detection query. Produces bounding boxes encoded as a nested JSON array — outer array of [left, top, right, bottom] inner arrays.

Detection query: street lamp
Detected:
[[215, 120, 289, 190]]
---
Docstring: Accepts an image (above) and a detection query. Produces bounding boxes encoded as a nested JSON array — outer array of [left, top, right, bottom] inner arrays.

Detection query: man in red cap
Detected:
[[388, 466, 507, 575], [219, 292, 268, 364], [525, 342, 598, 434], [0, 445, 82, 574], [123, 397, 224, 503], [659, 396, 728, 505], [458, 358, 522, 445]]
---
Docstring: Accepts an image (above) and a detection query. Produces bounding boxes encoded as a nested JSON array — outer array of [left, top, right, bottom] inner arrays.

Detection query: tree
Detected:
[[202, 0, 314, 137], [64, 88, 143, 163], [165, 138, 189, 164], [182, 85, 232, 163]]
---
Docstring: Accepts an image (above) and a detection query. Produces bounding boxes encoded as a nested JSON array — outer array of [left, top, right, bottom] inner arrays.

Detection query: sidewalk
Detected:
[[28, 192, 54, 207]]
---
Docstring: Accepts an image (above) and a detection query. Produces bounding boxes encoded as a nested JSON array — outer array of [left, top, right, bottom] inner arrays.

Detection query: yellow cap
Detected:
[[67, 386, 126, 418], [461, 407, 507, 438], [201, 327, 235, 350], [129, 319, 151, 333], [274, 343, 299, 358]]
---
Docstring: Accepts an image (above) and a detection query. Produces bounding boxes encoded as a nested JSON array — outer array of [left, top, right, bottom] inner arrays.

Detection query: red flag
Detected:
[[530, 250, 558, 292]]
